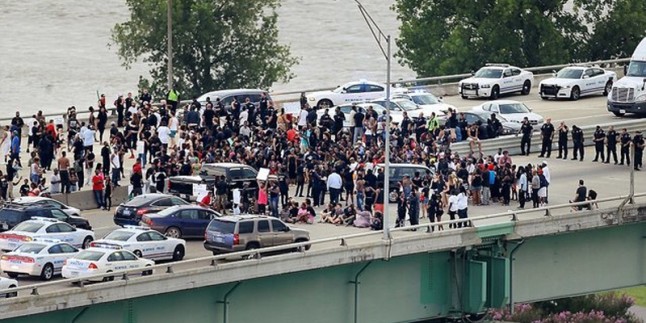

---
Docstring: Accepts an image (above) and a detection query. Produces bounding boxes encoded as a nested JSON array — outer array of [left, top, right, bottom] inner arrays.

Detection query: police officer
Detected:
[[619, 128, 631, 166], [556, 122, 569, 159], [520, 117, 533, 156], [539, 118, 555, 158], [592, 125, 605, 162], [604, 125, 618, 164], [571, 125, 584, 161], [633, 131, 645, 171]]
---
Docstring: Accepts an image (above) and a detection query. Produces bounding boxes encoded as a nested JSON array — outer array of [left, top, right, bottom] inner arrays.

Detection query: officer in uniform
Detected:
[[556, 122, 569, 159], [571, 125, 584, 161], [592, 125, 605, 162], [519, 117, 533, 156], [605, 126, 618, 164], [633, 131, 644, 171], [619, 128, 631, 166], [539, 118, 555, 158]]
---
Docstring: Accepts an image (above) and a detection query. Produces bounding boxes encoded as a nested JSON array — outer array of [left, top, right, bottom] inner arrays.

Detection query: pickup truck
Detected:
[[168, 163, 259, 201]]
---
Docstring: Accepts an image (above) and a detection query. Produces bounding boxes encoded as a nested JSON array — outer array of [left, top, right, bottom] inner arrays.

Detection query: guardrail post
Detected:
[[544, 208, 552, 217], [166, 266, 174, 273], [31, 288, 38, 296]]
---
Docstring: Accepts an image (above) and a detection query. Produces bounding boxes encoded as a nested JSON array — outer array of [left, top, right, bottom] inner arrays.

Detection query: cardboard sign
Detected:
[[256, 168, 270, 181], [283, 101, 301, 115], [54, 116, 65, 126], [232, 189, 241, 204], [193, 184, 208, 200]]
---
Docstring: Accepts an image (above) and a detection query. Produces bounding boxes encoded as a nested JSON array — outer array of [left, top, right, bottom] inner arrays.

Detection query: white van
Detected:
[[607, 37, 646, 116]]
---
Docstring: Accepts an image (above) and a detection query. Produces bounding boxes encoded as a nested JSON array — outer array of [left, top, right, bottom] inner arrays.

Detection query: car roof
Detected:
[[197, 89, 266, 100], [216, 214, 270, 222], [486, 99, 522, 105], [22, 218, 61, 225], [12, 197, 53, 203], [203, 162, 251, 169], [114, 226, 154, 233]]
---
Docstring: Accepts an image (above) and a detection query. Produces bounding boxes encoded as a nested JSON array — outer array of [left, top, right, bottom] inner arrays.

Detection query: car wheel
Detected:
[[172, 245, 185, 261], [521, 80, 531, 95], [82, 236, 93, 249], [490, 86, 500, 99], [603, 81, 613, 96], [317, 99, 333, 109], [244, 242, 260, 259], [6, 285, 16, 298], [570, 86, 580, 100], [295, 238, 310, 252], [164, 227, 182, 239], [40, 263, 54, 281], [613, 112, 625, 117], [142, 265, 153, 276], [133, 250, 143, 258], [103, 271, 114, 282], [5, 272, 18, 279]]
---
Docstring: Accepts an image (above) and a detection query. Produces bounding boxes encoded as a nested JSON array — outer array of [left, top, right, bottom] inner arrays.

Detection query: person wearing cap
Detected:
[[633, 130, 645, 171], [605, 125, 618, 164], [519, 117, 533, 156], [571, 125, 584, 161], [592, 125, 605, 162], [538, 118, 555, 158]]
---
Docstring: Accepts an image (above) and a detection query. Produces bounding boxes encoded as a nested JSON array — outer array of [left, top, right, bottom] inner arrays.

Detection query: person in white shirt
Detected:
[[169, 113, 179, 147], [518, 166, 528, 209], [239, 109, 249, 126], [82, 125, 95, 153], [298, 108, 308, 129], [110, 149, 121, 186], [326, 170, 343, 205], [157, 122, 170, 148], [447, 190, 459, 229], [541, 161, 551, 204], [456, 186, 469, 227], [50, 169, 61, 194]]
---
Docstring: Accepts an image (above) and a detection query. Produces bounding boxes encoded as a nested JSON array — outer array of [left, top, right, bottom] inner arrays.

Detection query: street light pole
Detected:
[[354, 0, 392, 239], [167, 0, 173, 91]]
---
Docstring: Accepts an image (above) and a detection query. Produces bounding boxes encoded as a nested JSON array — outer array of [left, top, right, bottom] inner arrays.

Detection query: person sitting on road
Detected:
[[319, 203, 336, 223], [324, 203, 345, 224], [370, 211, 383, 231], [353, 210, 372, 228]]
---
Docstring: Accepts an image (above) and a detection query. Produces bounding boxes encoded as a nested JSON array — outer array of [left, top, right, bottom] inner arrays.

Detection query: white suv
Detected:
[[458, 64, 534, 99], [307, 80, 406, 109]]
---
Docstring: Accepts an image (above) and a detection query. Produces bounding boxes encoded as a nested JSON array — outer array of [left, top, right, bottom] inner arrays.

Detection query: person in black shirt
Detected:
[[519, 117, 533, 156], [202, 104, 216, 130], [571, 179, 587, 211], [556, 122, 568, 159], [633, 131, 645, 171], [592, 126, 605, 162], [620, 128, 631, 166], [604, 125, 618, 164], [489, 114, 502, 138], [244, 98, 256, 125], [538, 118, 555, 158], [11, 112, 24, 138], [353, 108, 365, 143], [571, 125, 584, 161], [333, 108, 345, 138]]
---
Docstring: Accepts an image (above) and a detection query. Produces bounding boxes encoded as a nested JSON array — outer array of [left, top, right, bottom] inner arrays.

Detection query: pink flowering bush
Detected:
[[489, 293, 642, 323]]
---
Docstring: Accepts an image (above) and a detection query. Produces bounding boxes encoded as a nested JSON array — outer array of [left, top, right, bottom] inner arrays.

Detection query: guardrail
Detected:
[[1, 191, 644, 299]]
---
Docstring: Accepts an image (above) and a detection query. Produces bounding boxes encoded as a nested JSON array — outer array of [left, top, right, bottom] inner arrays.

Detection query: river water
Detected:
[[0, 0, 414, 116]]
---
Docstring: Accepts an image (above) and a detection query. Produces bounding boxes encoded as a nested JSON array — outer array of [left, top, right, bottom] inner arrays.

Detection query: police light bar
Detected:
[[30, 217, 59, 223], [89, 242, 122, 250], [123, 225, 151, 231]]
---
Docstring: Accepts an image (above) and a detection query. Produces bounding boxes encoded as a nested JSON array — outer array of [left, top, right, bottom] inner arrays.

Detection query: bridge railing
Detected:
[[1, 191, 644, 299]]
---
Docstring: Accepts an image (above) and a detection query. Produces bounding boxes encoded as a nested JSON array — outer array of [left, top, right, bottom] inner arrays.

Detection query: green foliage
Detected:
[[393, 0, 646, 77], [112, 0, 299, 98]]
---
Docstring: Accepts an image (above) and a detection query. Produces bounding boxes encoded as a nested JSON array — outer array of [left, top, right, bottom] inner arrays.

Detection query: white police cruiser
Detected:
[[0, 277, 18, 298], [61, 246, 155, 282], [539, 65, 616, 100], [0, 218, 94, 252], [0, 239, 79, 280], [92, 226, 185, 262], [458, 64, 534, 99], [307, 80, 406, 109]]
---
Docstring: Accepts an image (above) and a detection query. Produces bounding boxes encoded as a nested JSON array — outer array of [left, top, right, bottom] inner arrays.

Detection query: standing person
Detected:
[[556, 122, 569, 159], [353, 107, 365, 143], [50, 169, 61, 195], [408, 187, 420, 227], [110, 148, 121, 186], [517, 166, 528, 209], [10, 130, 20, 162], [101, 142, 111, 176], [326, 169, 343, 205], [83, 125, 95, 154], [97, 107, 108, 143], [456, 186, 469, 228], [519, 117, 533, 156], [355, 174, 365, 211], [570, 179, 587, 211], [0, 126, 11, 164], [447, 189, 458, 229], [531, 169, 540, 208], [11, 112, 24, 137], [633, 131, 645, 171], [84, 150, 95, 186], [115, 95, 125, 127], [104, 178, 113, 211], [269, 181, 280, 218], [91, 169, 105, 210], [605, 125, 618, 164], [541, 161, 551, 204], [538, 118, 555, 158], [215, 176, 228, 214], [257, 182, 268, 215], [620, 128, 632, 166], [571, 125, 584, 161], [57, 151, 71, 194], [130, 170, 143, 197], [592, 125, 606, 162]]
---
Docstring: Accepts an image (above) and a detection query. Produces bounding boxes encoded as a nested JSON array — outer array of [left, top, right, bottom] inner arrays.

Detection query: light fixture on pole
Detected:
[[354, 0, 392, 240]]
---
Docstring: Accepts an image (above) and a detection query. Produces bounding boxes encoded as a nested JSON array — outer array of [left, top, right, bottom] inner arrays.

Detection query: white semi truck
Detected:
[[607, 37, 646, 117]]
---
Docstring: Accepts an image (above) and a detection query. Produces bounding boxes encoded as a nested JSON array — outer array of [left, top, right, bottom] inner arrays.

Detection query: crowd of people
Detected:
[[0, 88, 637, 231]]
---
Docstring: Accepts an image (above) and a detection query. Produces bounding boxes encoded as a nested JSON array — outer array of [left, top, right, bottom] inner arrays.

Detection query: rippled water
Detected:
[[0, 0, 414, 116]]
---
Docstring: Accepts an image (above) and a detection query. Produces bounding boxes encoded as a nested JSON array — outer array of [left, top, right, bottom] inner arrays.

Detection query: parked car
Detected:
[[203, 215, 310, 256], [11, 197, 81, 217], [307, 80, 406, 109], [316, 103, 394, 128], [61, 246, 154, 282], [0, 239, 79, 280], [195, 89, 270, 112], [369, 98, 425, 122], [458, 64, 534, 99], [0, 204, 91, 231], [92, 226, 185, 261], [113, 194, 190, 227], [391, 91, 455, 116], [0, 277, 18, 298], [141, 205, 221, 239], [471, 100, 544, 126], [539, 65, 616, 100], [0, 218, 94, 252], [456, 111, 521, 135], [168, 163, 258, 202]]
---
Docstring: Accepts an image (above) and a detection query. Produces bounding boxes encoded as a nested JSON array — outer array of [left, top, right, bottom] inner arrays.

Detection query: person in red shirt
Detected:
[[199, 191, 213, 208], [286, 126, 299, 144], [132, 159, 142, 175], [92, 169, 105, 210]]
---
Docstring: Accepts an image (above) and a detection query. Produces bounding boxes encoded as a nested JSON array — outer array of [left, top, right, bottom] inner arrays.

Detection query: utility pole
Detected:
[[167, 0, 173, 91], [354, 0, 392, 239]]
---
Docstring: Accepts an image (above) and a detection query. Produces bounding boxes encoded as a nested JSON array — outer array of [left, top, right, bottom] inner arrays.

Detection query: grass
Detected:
[[616, 286, 646, 307]]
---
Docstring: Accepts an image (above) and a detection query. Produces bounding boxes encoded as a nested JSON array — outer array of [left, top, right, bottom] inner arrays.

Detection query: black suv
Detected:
[[0, 204, 92, 232], [168, 163, 258, 201]]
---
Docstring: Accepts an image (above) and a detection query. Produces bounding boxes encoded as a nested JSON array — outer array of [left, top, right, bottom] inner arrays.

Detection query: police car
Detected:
[[0, 239, 79, 281], [458, 64, 534, 99], [307, 80, 406, 109], [61, 247, 155, 282], [391, 91, 455, 116], [539, 65, 616, 100], [0, 277, 18, 298], [0, 218, 94, 252], [91, 226, 186, 262]]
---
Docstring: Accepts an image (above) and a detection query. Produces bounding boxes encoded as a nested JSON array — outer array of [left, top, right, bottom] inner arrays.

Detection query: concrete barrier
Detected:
[[449, 118, 646, 157], [48, 185, 129, 211]]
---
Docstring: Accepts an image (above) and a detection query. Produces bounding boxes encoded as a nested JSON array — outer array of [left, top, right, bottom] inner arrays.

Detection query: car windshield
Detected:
[[75, 251, 105, 261], [157, 206, 180, 216], [499, 103, 531, 114], [104, 230, 135, 241], [556, 68, 583, 79], [397, 100, 419, 111], [0, 210, 24, 224], [14, 243, 45, 254], [13, 222, 44, 233], [626, 61, 646, 77], [207, 220, 235, 233], [474, 68, 502, 78], [125, 195, 158, 207], [410, 94, 440, 105]]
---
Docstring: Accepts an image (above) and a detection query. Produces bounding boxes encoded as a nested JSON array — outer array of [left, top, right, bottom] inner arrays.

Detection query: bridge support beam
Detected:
[[217, 282, 242, 323], [349, 261, 373, 323]]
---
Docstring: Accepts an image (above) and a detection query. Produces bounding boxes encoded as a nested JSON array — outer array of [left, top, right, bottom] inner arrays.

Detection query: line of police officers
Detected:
[[518, 117, 645, 170]]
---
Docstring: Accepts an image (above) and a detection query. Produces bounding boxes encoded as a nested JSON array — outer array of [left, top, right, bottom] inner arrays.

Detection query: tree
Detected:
[[392, 0, 591, 77], [583, 0, 646, 60], [112, 0, 299, 98]]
